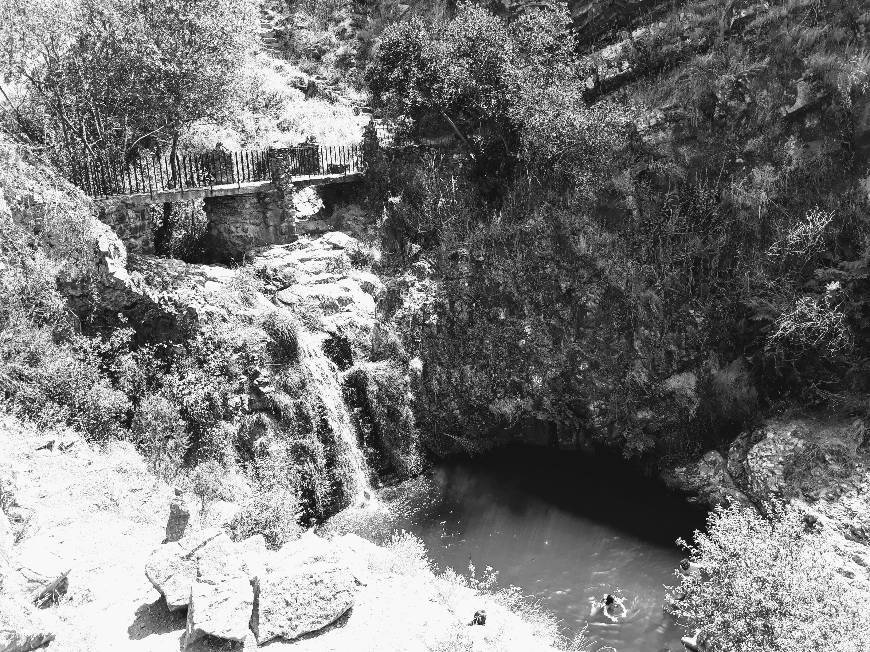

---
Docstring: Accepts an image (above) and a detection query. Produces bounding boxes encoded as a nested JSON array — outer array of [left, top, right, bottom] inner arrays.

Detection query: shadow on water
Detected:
[[330, 446, 707, 652], [426, 446, 707, 547]]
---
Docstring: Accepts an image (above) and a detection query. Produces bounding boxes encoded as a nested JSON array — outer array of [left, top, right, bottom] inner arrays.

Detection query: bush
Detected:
[[229, 455, 303, 549], [263, 310, 301, 361], [131, 391, 189, 478], [188, 460, 237, 515], [667, 503, 870, 652], [0, 323, 130, 440], [345, 361, 421, 476], [369, 323, 407, 363]]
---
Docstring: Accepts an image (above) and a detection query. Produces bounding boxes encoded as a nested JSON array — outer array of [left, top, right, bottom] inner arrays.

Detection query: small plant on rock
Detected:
[[263, 310, 301, 361]]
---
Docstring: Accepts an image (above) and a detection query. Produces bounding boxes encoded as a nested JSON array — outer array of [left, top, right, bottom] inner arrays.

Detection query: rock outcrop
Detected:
[[254, 547, 356, 644], [164, 489, 191, 543], [145, 525, 358, 648], [665, 418, 870, 585], [184, 535, 255, 646], [145, 528, 226, 610], [251, 233, 384, 356], [662, 450, 749, 507]]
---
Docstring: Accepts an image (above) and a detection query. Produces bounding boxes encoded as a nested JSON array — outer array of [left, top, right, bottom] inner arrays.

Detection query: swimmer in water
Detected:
[[590, 593, 627, 622]]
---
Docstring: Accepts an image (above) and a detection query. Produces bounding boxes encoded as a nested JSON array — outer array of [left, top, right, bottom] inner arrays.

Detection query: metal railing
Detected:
[[69, 144, 363, 199]]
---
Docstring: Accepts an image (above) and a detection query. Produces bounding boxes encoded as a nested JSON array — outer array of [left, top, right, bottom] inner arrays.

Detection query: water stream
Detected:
[[297, 331, 372, 505], [328, 446, 705, 652]]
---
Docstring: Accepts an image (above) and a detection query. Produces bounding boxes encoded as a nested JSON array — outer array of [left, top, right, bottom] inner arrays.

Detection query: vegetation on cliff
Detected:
[[367, 0, 870, 461], [1, 0, 870, 649]]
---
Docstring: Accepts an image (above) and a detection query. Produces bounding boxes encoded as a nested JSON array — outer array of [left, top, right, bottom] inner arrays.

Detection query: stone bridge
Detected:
[[75, 146, 363, 260]]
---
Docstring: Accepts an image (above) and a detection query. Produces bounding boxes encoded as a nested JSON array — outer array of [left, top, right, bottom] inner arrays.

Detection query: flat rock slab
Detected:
[[144, 528, 225, 610], [254, 552, 356, 644], [185, 535, 254, 645]]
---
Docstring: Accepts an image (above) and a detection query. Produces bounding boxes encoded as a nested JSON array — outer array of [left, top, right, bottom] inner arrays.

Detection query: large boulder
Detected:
[[321, 231, 356, 250], [743, 425, 806, 499], [254, 542, 356, 644], [184, 536, 254, 646], [237, 535, 267, 586], [662, 450, 749, 507], [144, 528, 225, 610], [727, 419, 866, 502]]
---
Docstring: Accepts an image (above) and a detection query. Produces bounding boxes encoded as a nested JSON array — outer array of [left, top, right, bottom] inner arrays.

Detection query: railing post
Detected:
[[147, 156, 155, 199]]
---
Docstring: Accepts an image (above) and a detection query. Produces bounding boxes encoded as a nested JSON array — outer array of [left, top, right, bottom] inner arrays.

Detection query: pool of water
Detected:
[[327, 446, 706, 652]]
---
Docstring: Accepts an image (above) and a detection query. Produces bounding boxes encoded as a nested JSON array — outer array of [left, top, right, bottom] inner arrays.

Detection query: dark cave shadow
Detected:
[[127, 597, 187, 640]]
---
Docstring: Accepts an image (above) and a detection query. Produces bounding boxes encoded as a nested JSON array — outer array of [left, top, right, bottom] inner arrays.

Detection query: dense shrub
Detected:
[[188, 459, 238, 514], [263, 310, 301, 361], [668, 503, 870, 652], [346, 361, 421, 476], [367, 0, 870, 460], [229, 454, 303, 549], [131, 391, 188, 478], [0, 325, 130, 440]]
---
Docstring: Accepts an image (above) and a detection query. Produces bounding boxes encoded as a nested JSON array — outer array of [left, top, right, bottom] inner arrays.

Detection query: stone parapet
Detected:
[[96, 198, 154, 254], [203, 191, 295, 262]]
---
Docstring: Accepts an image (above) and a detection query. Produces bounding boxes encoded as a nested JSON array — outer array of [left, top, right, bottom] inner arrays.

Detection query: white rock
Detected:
[[0, 595, 55, 652], [254, 542, 356, 644], [144, 528, 225, 610], [201, 500, 240, 530], [184, 535, 254, 645], [321, 231, 357, 250], [238, 534, 267, 585], [745, 427, 806, 498]]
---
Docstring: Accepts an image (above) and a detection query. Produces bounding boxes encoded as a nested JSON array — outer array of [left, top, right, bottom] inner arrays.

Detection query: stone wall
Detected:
[[96, 199, 154, 254], [203, 191, 295, 262]]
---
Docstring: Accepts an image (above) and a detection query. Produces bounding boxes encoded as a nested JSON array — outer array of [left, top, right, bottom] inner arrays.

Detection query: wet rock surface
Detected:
[[662, 450, 749, 507], [250, 233, 384, 354]]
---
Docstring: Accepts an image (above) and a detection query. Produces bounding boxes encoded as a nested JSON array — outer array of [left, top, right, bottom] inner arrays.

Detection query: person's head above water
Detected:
[[604, 594, 615, 606], [680, 559, 690, 571]]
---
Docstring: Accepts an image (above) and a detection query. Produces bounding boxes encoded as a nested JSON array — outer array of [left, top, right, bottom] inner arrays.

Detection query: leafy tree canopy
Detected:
[[366, 1, 634, 187], [0, 0, 258, 160]]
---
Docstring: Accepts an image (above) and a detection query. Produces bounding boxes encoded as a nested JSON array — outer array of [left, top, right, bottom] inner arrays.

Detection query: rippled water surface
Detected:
[[329, 447, 706, 652]]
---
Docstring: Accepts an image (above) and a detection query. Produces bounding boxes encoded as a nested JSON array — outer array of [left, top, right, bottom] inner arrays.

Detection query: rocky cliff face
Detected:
[[665, 417, 870, 587], [367, 0, 869, 468]]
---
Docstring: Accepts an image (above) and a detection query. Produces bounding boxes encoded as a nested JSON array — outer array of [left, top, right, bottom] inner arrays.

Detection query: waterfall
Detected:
[[297, 331, 372, 505]]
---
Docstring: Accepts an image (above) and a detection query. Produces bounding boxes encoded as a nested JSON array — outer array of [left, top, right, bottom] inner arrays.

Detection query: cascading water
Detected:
[[297, 331, 372, 506]]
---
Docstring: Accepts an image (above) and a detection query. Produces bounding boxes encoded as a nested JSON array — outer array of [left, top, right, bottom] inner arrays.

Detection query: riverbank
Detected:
[[325, 446, 706, 652], [0, 414, 573, 651]]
